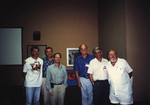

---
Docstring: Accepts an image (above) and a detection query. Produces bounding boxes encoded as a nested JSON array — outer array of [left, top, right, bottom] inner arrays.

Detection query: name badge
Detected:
[[85, 64, 89, 67]]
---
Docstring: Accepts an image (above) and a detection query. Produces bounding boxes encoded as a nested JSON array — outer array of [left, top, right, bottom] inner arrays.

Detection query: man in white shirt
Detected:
[[88, 47, 111, 105], [107, 49, 133, 105], [23, 46, 43, 105]]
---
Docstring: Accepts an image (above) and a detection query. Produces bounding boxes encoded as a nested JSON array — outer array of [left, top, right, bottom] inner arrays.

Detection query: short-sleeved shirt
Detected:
[[107, 58, 133, 95], [74, 54, 95, 77], [88, 58, 108, 81], [23, 57, 43, 87], [42, 57, 54, 77]]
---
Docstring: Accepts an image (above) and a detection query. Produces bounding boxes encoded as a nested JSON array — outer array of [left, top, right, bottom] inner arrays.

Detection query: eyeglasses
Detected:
[[94, 51, 101, 54], [80, 48, 87, 50]]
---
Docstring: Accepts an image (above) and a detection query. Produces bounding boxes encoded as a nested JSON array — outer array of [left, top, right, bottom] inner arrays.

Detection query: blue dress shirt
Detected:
[[74, 54, 95, 77]]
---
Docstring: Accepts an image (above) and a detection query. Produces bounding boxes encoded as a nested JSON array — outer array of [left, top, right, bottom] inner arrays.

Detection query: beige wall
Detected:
[[125, 0, 150, 101], [21, 1, 98, 69], [98, 0, 126, 58], [1, 0, 150, 102], [0, 1, 98, 86], [98, 0, 150, 102]]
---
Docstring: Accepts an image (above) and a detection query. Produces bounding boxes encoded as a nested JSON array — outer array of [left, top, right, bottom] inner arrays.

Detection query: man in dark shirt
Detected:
[[42, 47, 54, 105]]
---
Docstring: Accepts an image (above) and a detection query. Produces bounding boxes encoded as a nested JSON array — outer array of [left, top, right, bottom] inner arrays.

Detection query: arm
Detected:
[[74, 58, 82, 88], [128, 72, 133, 78], [23, 61, 27, 80], [125, 60, 133, 79], [23, 72, 27, 80], [75, 71, 82, 88], [88, 60, 94, 85], [89, 73, 94, 85], [64, 67, 68, 87], [45, 67, 53, 95]]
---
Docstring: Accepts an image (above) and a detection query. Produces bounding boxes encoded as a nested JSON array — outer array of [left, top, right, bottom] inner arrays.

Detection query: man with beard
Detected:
[[42, 47, 55, 105], [23, 46, 43, 105], [46, 53, 68, 105], [75, 44, 95, 105], [107, 49, 133, 105], [88, 47, 111, 105]]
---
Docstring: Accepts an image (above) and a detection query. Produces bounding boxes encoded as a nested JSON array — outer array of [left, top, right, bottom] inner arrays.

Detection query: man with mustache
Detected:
[[23, 46, 43, 105], [88, 47, 111, 105], [107, 49, 133, 105], [42, 47, 54, 105]]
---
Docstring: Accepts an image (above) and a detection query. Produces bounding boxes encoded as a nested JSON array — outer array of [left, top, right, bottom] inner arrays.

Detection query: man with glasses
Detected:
[[75, 44, 95, 105], [88, 47, 111, 105]]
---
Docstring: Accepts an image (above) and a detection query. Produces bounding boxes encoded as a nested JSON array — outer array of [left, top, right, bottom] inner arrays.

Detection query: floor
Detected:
[[0, 86, 149, 105]]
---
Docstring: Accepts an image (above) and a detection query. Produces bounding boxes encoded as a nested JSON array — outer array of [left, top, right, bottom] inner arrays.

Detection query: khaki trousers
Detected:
[[50, 84, 66, 105], [41, 78, 50, 105]]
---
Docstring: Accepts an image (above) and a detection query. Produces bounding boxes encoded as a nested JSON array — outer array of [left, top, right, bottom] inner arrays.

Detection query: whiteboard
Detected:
[[0, 28, 22, 65]]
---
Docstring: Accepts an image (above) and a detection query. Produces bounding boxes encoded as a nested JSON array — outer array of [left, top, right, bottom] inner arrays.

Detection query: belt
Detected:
[[51, 83, 63, 88], [82, 76, 89, 79], [52, 83, 63, 85], [95, 80, 108, 82]]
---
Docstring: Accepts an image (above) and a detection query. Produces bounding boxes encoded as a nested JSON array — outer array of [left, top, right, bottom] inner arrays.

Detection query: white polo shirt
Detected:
[[107, 58, 133, 95], [88, 58, 108, 81], [23, 57, 43, 87]]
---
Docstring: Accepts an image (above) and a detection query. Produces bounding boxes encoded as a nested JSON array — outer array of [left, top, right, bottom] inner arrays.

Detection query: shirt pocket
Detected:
[[116, 67, 125, 75]]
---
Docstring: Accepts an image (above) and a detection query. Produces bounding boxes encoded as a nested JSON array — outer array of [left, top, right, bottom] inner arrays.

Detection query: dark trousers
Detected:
[[93, 80, 111, 105], [64, 86, 82, 105]]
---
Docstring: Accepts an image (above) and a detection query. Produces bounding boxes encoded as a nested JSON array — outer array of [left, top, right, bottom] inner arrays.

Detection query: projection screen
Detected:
[[0, 28, 22, 65]]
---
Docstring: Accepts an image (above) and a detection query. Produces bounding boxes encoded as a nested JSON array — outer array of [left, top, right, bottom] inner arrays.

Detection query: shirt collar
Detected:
[[80, 54, 89, 59], [46, 56, 54, 61], [95, 57, 103, 62], [31, 56, 39, 60], [54, 63, 62, 69]]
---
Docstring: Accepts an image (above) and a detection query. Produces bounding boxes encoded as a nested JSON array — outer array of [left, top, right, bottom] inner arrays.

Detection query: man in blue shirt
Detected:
[[42, 47, 54, 105], [75, 44, 95, 105]]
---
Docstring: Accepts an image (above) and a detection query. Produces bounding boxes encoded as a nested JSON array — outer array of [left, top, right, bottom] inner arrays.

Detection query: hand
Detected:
[[50, 92, 53, 96], [78, 82, 82, 88]]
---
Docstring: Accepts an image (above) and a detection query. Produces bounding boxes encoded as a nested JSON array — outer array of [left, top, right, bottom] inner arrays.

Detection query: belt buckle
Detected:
[[83, 76, 89, 79]]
